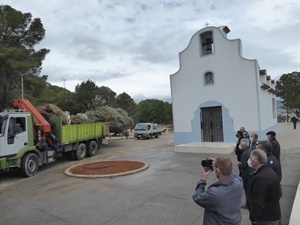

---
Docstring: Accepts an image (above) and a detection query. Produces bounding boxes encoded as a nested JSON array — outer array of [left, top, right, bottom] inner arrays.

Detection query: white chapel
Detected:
[[170, 26, 277, 153]]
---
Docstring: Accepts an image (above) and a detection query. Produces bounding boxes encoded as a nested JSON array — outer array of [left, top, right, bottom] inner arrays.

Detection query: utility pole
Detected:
[[21, 75, 24, 99]]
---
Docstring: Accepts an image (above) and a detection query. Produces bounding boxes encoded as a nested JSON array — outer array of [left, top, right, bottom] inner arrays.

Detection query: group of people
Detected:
[[192, 127, 282, 225]]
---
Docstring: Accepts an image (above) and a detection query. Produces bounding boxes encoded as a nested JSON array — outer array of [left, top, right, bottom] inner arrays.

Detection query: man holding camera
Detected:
[[192, 157, 243, 225]]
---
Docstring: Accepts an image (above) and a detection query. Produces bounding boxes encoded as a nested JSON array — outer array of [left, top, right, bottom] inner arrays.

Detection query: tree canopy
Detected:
[[115, 92, 136, 117], [74, 79, 99, 113], [0, 5, 49, 110], [135, 99, 172, 124], [276, 71, 300, 116]]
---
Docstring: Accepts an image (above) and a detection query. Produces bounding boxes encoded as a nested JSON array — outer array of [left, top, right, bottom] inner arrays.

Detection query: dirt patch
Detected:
[[65, 160, 149, 178]]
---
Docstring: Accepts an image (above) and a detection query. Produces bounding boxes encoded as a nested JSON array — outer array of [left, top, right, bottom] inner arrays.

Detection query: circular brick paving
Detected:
[[65, 160, 149, 178]]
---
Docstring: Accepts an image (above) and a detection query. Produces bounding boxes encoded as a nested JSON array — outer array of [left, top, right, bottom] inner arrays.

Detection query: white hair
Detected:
[[240, 138, 249, 147]]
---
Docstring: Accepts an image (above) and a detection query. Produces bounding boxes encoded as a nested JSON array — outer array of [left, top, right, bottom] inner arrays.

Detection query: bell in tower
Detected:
[[203, 38, 212, 51], [200, 31, 214, 55]]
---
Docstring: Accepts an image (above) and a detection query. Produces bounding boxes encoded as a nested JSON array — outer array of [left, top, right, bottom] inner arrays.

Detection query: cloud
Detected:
[[1, 0, 299, 99]]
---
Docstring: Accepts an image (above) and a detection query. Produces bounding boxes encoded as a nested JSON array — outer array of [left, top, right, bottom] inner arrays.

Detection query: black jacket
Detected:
[[249, 165, 281, 222], [267, 153, 282, 182], [235, 138, 243, 162], [239, 147, 254, 174], [291, 117, 298, 123], [270, 138, 281, 162]]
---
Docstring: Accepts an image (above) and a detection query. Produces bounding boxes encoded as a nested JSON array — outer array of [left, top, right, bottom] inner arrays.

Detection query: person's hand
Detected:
[[210, 157, 216, 165], [200, 165, 211, 180]]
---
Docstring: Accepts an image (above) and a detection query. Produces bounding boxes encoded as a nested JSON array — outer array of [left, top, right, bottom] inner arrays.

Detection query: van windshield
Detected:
[[134, 124, 148, 131]]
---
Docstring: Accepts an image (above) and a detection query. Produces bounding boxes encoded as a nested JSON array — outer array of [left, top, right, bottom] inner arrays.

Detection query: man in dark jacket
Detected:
[[266, 131, 281, 162], [193, 157, 243, 225], [248, 149, 281, 225], [258, 140, 282, 198], [257, 140, 282, 181], [291, 116, 298, 129], [238, 138, 254, 209]]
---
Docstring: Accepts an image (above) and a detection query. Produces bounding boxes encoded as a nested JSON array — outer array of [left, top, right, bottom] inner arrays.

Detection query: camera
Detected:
[[201, 159, 214, 171], [236, 130, 243, 138]]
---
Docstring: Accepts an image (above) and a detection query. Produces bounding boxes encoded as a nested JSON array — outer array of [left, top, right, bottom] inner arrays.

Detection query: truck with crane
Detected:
[[0, 99, 109, 177]]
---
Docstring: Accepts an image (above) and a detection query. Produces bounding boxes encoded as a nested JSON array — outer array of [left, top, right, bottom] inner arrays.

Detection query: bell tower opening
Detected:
[[200, 31, 214, 56]]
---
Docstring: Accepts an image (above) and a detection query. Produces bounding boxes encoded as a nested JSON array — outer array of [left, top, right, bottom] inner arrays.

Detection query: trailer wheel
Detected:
[[87, 140, 98, 157], [20, 153, 39, 177], [73, 143, 87, 160]]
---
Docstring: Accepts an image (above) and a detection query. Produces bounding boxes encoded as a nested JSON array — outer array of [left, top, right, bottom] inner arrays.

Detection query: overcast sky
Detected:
[[1, 0, 299, 102]]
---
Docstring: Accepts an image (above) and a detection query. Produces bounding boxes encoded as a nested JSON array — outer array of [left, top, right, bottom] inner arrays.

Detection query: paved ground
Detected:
[[0, 123, 299, 225]]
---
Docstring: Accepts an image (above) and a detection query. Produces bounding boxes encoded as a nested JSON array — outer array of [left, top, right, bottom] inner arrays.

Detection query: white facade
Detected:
[[170, 26, 277, 148]]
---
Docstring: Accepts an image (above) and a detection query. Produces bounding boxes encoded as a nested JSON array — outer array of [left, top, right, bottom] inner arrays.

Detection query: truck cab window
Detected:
[[15, 117, 26, 133], [7, 117, 26, 136], [8, 117, 15, 136], [0, 116, 7, 137], [7, 117, 16, 144]]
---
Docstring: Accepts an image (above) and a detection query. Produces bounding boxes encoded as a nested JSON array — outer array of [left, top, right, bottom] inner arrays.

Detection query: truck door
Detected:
[[5, 116, 28, 156]]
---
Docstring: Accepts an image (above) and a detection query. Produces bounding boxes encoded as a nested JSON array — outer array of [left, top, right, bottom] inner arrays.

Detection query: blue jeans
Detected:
[[253, 220, 282, 225]]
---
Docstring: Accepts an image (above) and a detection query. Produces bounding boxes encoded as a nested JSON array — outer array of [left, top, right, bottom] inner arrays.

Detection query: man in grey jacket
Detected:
[[193, 157, 243, 225]]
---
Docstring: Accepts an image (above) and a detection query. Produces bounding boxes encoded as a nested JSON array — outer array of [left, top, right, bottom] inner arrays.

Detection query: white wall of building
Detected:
[[170, 26, 277, 146]]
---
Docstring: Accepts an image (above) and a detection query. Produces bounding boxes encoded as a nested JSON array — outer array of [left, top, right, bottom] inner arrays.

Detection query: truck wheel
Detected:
[[20, 153, 39, 177], [73, 143, 87, 160], [87, 140, 98, 157], [155, 134, 159, 138], [148, 134, 152, 139]]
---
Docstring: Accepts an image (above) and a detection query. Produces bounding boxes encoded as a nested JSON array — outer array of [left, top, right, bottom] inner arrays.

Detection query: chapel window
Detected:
[[204, 72, 214, 85]]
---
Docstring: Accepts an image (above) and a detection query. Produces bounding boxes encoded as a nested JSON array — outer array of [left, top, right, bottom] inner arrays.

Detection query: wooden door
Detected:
[[201, 106, 223, 142]]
